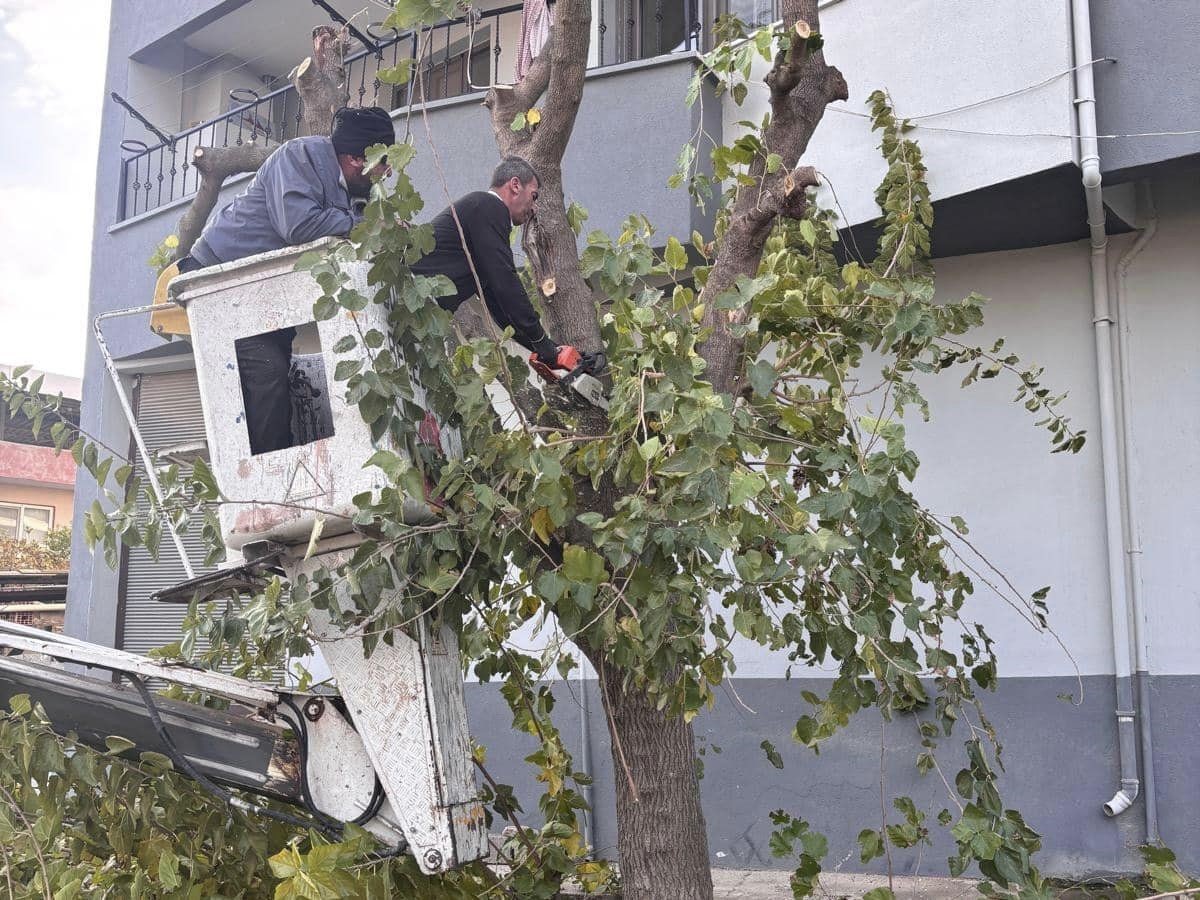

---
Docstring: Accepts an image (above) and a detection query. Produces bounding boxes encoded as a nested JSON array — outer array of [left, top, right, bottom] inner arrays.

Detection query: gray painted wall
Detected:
[[468, 673, 1200, 880], [1092, 0, 1200, 176]]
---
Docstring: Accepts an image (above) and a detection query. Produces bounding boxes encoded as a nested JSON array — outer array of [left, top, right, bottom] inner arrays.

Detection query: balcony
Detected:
[[116, 0, 709, 221]]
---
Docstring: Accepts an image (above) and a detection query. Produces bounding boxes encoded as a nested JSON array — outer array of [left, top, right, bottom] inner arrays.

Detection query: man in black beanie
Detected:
[[176, 106, 395, 454]]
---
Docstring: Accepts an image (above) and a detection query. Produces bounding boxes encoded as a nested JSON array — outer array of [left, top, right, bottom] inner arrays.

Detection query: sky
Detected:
[[0, 0, 111, 378]]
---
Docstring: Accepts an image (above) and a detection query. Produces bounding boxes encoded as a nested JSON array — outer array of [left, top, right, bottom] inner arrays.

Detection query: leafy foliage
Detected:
[[1115, 845, 1200, 899], [0, 528, 71, 572], [0, 695, 285, 899]]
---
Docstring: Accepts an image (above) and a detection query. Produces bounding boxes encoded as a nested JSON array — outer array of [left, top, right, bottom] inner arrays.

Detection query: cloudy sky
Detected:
[[0, 1, 110, 378]]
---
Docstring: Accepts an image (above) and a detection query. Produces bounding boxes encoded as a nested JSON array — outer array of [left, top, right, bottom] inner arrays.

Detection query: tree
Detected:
[[0, 0, 1089, 897]]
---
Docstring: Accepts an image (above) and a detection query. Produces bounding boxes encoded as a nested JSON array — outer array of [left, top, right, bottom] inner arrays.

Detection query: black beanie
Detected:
[[331, 106, 395, 156]]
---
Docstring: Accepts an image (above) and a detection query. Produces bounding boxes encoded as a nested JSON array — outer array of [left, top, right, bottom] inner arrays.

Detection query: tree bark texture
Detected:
[[484, 0, 598, 359], [593, 657, 714, 900], [174, 25, 351, 259], [697, 0, 847, 395], [479, 2, 715, 894]]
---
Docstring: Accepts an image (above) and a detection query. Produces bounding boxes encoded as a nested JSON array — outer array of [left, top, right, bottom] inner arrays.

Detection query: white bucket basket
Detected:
[[171, 239, 436, 552]]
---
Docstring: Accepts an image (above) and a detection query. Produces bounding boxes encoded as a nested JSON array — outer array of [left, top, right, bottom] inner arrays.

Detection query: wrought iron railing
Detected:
[[116, 0, 705, 221]]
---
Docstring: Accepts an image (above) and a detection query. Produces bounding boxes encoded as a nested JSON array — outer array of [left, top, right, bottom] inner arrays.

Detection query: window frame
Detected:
[[0, 502, 56, 542]]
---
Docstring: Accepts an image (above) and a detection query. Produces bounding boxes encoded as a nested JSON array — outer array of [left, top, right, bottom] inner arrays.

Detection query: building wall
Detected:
[[1091, 0, 1200, 176], [725, 0, 1077, 229]]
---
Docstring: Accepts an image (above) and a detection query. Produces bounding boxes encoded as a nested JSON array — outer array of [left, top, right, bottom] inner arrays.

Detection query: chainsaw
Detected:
[[529, 346, 609, 411]]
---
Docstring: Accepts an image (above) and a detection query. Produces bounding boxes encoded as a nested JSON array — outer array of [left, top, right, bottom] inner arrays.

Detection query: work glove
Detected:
[[536, 345, 582, 371]]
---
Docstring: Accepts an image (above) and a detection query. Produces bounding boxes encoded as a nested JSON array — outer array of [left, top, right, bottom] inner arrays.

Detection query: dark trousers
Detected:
[[235, 329, 295, 455]]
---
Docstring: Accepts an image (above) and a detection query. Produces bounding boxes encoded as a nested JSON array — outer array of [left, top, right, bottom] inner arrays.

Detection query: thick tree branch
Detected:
[[483, 29, 555, 153], [294, 26, 352, 137], [479, 0, 600, 396], [174, 26, 350, 259], [529, 1, 588, 165], [696, 0, 847, 395], [175, 145, 273, 255]]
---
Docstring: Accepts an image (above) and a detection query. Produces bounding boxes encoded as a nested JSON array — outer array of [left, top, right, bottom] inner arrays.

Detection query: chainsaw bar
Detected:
[[530, 350, 610, 411]]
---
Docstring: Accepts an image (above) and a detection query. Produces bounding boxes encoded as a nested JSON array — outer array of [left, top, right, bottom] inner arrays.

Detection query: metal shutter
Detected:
[[119, 369, 216, 655]]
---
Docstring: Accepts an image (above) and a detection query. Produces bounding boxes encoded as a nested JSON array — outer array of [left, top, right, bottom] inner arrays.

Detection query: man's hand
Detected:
[[537, 345, 582, 371]]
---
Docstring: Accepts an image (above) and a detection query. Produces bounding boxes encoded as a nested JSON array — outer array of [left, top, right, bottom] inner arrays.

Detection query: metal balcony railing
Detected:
[[116, 0, 705, 222]]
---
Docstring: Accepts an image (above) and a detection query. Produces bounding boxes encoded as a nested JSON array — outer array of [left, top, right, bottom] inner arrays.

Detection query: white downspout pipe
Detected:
[[1114, 181, 1159, 840], [1069, 0, 1140, 821]]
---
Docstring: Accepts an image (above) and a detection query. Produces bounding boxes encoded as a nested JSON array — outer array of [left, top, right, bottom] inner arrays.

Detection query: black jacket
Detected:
[[412, 191, 556, 359]]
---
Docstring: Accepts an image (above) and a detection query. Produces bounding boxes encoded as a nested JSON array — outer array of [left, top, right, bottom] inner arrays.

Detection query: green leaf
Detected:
[[892, 302, 923, 336], [748, 359, 777, 397], [510, 112, 527, 131], [730, 468, 765, 506], [562, 544, 606, 585], [158, 847, 181, 890], [858, 828, 884, 863], [863, 889, 895, 900], [376, 58, 414, 85], [567, 201, 589, 235], [334, 359, 363, 381], [799, 219, 817, 246], [421, 570, 461, 595], [104, 735, 137, 756], [760, 739, 784, 769], [664, 235, 688, 271], [637, 437, 661, 461], [8, 693, 31, 716], [191, 456, 220, 500], [313, 295, 338, 320]]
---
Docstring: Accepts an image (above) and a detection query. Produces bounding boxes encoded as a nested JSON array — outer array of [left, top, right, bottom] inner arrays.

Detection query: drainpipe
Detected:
[[1069, 0, 1140, 822], [1114, 181, 1159, 840], [578, 659, 595, 850]]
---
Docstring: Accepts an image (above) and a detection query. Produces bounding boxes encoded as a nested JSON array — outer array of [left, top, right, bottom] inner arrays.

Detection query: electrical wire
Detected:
[[906, 57, 1116, 121], [122, 671, 344, 839], [126, 672, 410, 862], [825, 103, 1200, 141], [280, 695, 387, 828]]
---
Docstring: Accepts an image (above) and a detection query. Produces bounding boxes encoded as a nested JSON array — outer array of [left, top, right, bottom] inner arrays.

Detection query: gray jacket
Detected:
[[190, 135, 360, 267]]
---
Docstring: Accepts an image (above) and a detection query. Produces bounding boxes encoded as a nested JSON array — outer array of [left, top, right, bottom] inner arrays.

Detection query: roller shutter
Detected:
[[118, 369, 215, 655]]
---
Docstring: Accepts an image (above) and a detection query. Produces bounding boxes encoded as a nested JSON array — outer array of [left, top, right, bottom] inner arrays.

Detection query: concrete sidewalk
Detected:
[[557, 868, 981, 898], [712, 869, 979, 899]]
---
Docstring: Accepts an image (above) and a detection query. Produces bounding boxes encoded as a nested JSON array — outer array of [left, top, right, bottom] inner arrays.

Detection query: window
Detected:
[[0, 503, 54, 542], [235, 322, 334, 456]]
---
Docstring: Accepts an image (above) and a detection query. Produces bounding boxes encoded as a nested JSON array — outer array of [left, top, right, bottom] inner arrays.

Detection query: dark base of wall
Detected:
[[466, 674, 1200, 880]]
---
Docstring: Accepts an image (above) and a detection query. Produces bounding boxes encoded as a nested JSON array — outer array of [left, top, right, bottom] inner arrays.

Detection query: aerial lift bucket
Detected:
[[0, 239, 487, 874]]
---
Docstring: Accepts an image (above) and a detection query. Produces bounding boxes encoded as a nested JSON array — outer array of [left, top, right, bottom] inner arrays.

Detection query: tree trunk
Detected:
[[481, 2, 713, 894], [174, 25, 351, 259], [595, 658, 713, 900]]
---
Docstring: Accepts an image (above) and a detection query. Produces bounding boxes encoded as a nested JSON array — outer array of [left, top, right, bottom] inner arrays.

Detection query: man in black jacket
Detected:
[[413, 157, 580, 373]]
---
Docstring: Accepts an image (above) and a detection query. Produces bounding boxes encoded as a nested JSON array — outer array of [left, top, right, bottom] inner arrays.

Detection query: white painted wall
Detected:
[[181, 55, 273, 130], [125, 59, 183, 140], [732, 168, 1200, 681], [1114, 170, 1200, 676], [724, 0, 1078, 227]]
